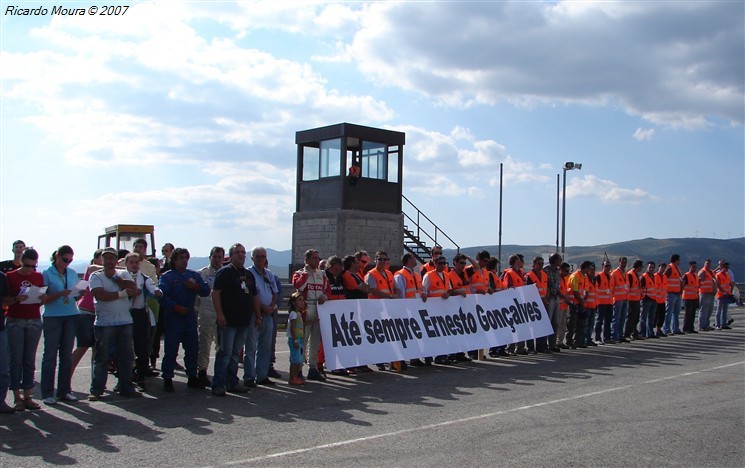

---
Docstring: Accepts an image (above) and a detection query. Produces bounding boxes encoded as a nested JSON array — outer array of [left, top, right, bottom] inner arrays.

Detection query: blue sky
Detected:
[[1, 0, 743, 261]]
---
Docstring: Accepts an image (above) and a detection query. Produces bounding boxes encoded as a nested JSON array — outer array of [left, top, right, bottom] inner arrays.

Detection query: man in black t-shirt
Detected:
[[0, 240, 26, 274], [210, 243, 259, 396]]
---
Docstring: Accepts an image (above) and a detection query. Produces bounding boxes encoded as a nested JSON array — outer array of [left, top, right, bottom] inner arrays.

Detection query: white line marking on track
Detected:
[[216, 360, 745, 466]]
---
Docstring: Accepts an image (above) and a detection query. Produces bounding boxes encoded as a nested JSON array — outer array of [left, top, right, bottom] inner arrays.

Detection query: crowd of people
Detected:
[[0, 238, 738, 413]]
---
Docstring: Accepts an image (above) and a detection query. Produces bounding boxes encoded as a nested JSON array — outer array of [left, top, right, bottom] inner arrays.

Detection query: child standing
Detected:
[[287, 292, 306, 385]]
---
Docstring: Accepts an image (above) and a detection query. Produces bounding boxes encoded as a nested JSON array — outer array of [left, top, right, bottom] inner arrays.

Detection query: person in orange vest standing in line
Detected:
[[525, 256, 551, 352], [566, 261, 590, 349], [582, 263, 598, 347], [624, 260, 645, 341], [681, 261, 700, 334], [697, 259, 717, 331], [663, 254, 684, 335], [714, 262, 733, 330], [639, 261, 658, 338], [422, 254, 453, 365], [446, 254, 476, 362], [365, 251, 400, 371], [593, 261, 614, 344], [557, 262, 573, 348], [653, 262, 668, 337], [395, 253, 427, 367], [503, 255, 530, 355], [420, 245, 448, 278], [610, 257, 630, 343]]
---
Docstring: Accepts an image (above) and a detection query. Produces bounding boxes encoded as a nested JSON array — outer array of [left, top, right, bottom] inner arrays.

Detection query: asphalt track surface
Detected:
[[2, 307, 744, 467]]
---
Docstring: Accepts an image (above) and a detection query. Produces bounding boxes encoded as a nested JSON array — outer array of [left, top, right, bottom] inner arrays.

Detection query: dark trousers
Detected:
[[567, 305, 587, 346], [150, 307, 165, 367], [130, 308, 150, 375], [624, 300, 641, 337], [683, 299, 699, 332], [162, 310, 198, 379]]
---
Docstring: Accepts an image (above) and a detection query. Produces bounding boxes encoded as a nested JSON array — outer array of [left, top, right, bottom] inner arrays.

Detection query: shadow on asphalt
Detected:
[[1, 309, 743, 464]]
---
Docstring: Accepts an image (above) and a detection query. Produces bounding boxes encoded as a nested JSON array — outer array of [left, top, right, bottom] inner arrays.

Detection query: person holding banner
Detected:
[[292, 249, 330, 382], [395, 253, 428, 367], [504, 254, 530, 356], [447, 254, 474, 362], [526, 256, 550, 353], [422, 254, 453, 365], [342, 254, 370, 300], [366, 251, 402, 371]]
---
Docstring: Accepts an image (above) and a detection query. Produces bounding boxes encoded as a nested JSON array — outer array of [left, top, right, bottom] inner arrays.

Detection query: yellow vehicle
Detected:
[[97, 224, 156, 258]]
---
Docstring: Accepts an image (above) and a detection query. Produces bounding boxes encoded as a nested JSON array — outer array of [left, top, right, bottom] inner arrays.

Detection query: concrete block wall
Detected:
[[292, 210, 403, 267]]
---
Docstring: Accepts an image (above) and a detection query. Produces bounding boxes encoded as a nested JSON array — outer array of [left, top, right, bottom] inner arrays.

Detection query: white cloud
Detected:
[[633, 127, 656, 141], [566, 175, 659, 203], [345, 1, 744, 128]]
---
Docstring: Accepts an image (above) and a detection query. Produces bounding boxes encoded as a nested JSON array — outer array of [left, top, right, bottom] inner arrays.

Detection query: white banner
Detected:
[[318, 285, 553, 370]]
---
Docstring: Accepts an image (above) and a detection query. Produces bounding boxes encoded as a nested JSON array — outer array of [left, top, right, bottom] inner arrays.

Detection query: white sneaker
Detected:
[[43, 397, 57, 405], [62, 393, 78, 402]]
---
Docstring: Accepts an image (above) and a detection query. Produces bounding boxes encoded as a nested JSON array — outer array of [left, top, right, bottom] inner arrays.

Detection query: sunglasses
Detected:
[[61, 257, 73, 264], [377, 258, 389, 262], [436, 261, 447, 265], [22, 263, 37, 269]]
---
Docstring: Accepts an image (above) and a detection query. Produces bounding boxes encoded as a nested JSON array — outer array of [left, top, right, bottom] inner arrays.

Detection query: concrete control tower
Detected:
[[291, 123, 405, 272]]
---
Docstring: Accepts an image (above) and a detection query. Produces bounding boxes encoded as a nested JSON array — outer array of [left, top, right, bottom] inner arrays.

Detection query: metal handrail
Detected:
[[402, 194, 460, 253]]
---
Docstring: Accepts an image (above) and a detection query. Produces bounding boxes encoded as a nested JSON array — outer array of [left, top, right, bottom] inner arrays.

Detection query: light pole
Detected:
[[561, 161, 582, 254]]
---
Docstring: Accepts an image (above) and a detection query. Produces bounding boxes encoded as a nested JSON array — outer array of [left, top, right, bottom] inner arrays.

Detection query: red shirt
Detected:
[[5, 270, 44, 319]]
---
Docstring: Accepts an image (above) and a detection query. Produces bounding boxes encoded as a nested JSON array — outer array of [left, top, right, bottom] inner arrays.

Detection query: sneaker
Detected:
[[87, 393, 103, 402], [727, 318, 734, 326], [306, 368, 327, 381], [212, 387, 226, 397], [43, 397, 58, 405], [187, 376, 206, 389], [119, 389, 143, 398], [409, 358, 426, 367], [268, 368, 282, 379], [62, 393, 78, 402], [0, 401, 15, 414], [163, 378, 174, 392], [722, 326, 732, 330], [243, 379, 257, 388], [227, 384, 250, 394], [256, 378, 275, 386], [23, 398, 41, 410]]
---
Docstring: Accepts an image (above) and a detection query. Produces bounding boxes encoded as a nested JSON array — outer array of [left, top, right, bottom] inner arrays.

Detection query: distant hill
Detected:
[[447, 237, 744, 279]]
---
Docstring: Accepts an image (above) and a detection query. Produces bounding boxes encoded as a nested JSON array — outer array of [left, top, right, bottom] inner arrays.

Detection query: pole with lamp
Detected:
[[561, 161, 582, 255]]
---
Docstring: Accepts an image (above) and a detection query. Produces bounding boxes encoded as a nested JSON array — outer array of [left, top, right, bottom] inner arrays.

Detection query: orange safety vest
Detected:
[[525, 270, 548, 298], [667, 263, 682, 293], [698, 268, 715, 295], [641, 272, 657, 301], [424, 270, 451, 297], [567, 271, 587, 305], [448, 269, 471, 294], [366, 268, 394, 299], [486, 270, 503, 290], [611, 267, 628, 302], [467, 267, 488, 294], [627, 270, 642, 301], [559, 276, 569, 311], [682, 271, 699, 300], [395, 267, 422, 299], [595, 272, 612, 306], [654, 273, 667, 304], [715, 271, 732, 299], [503, 268, 525, 288], [585, 277, 597, 309]]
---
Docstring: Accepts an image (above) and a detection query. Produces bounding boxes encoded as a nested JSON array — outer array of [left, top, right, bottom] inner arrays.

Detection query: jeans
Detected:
[[197, 308, 217, 372], [583, 308, 596, 345], [0, 328, 10, 403], [91, 324, 135, 395], [162, 309, 198, 379], [664, 293, 682, 334], [698, 294, 715, 329], [595, 304, 613, 342], [212, 326, 249, 390], [270, 310, 279, 368], [546, 296, 559, 349], [624, 300, 641, 337], [255, 314, 274, 381], [715, 298, 730, 328], [6, 318, 42, 390], [41, 315, 77, 399], [611, 300, 628, 340], [243, 314, 258, 382], [640, 298, 657, 337], [130, 308, 151, 375]]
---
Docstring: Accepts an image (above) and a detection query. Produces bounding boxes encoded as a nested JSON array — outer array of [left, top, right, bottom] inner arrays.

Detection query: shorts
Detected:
[[287, 336, 304, 364], [76, 312, 96, 348]]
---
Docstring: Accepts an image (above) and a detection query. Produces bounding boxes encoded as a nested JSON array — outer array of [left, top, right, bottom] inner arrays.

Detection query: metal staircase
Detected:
[[402, 194, 460, 264]]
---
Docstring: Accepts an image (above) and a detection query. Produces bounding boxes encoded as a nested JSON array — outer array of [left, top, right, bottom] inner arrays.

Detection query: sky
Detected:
[[1, 0, 743, 262]]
